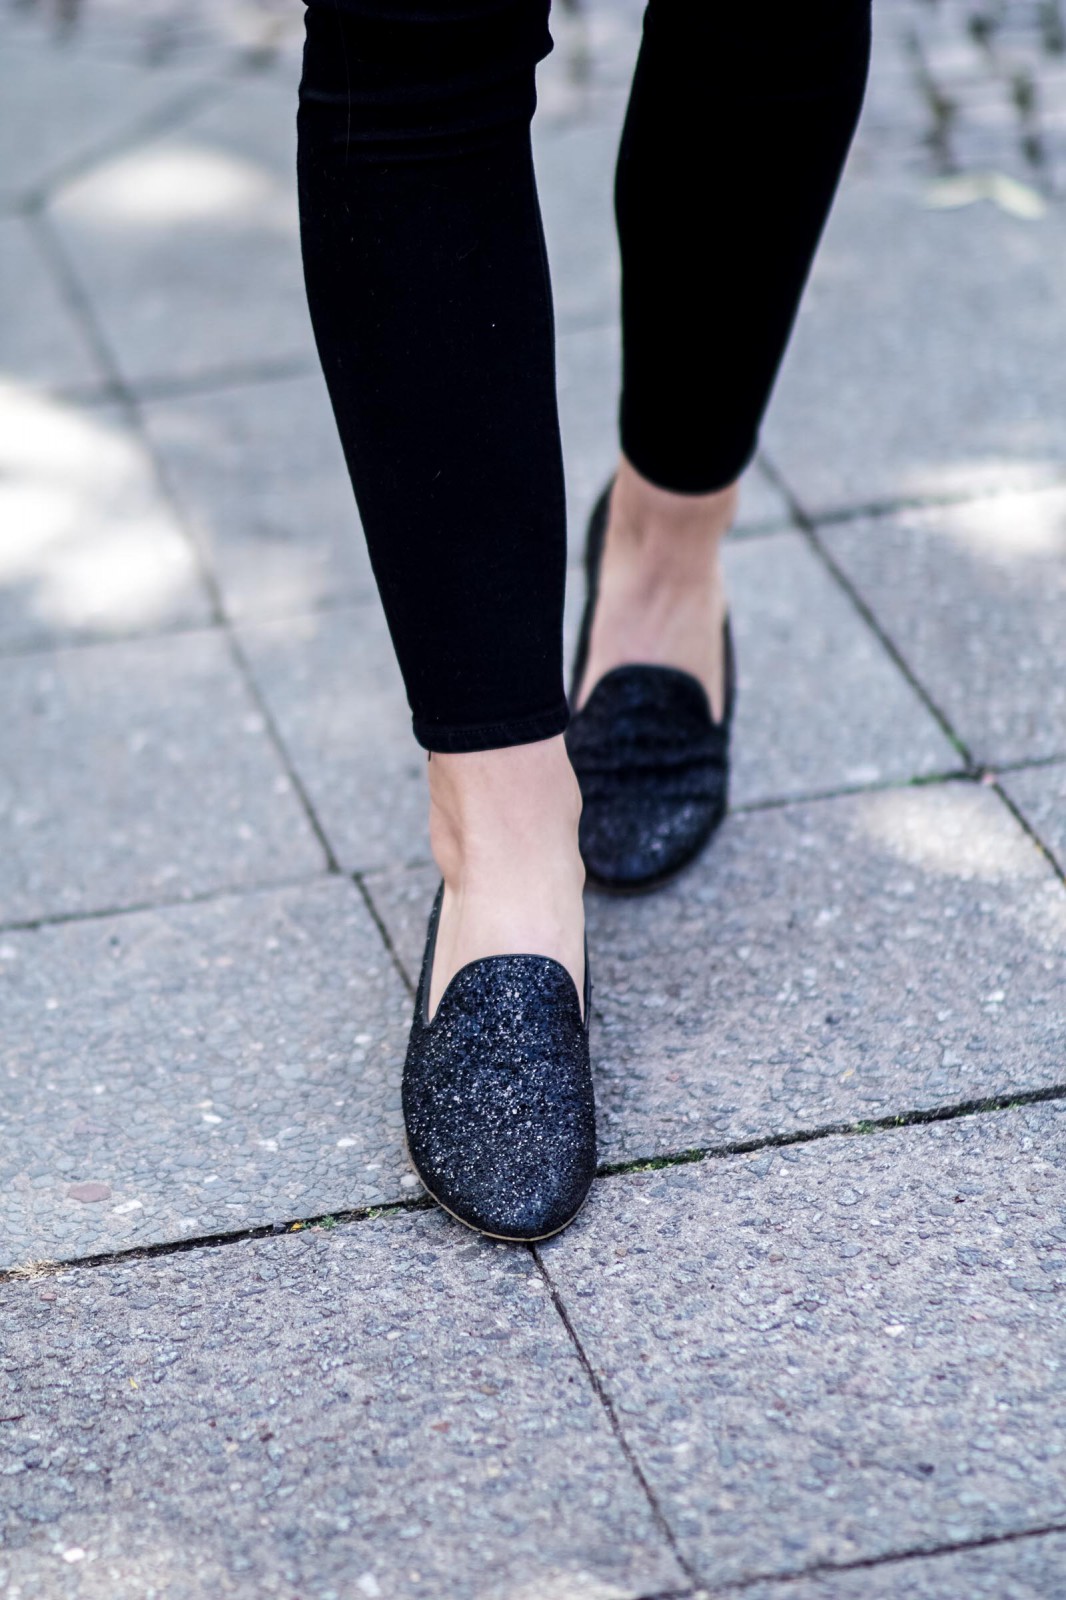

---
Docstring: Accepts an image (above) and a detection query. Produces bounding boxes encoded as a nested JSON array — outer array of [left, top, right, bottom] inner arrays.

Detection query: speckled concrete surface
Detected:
[[367, 783, 1066, 1164], [140, 371, 377, 622], [541, 1104, 1066, 1587], [235, 604, 430, 873], [724, 532, 958, 804], [48, 77, 315, 388], [0, 629, 324, 924], [0, 1213, 684, 1600], [821, 490, 1066, 767], [4, 1, 1066, 1594], [762, 173, 1066, 514], [0, 879, 410, 1268]]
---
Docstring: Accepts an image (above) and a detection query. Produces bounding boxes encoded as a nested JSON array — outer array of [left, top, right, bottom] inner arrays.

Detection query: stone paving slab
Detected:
[[0, 878, 412, 1270], [0, 393, 209, 653], [141, 371, 376, 622], [724, 532, 958, 805], [48, 76, 314, 387], [541, 1103, 1066, 1587], [236, 604, 429, 873], [368, 784, 1066, 1165], [821, 488, 1066, 767], [761, 173, 1066, 515], [0, 0, 305, 77], [0, 218, 104, 395], [534, 107, 624, 334], [1000, 761, 1066, 878], [744, 1531, 1066, 1600], [0, 629, 323, 925], [0, 1214, 683, 1600], [0, 39, 210, 207]]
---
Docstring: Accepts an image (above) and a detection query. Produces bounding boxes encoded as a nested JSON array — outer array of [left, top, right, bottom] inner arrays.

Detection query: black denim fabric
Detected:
[[297, 1, 871, 751]]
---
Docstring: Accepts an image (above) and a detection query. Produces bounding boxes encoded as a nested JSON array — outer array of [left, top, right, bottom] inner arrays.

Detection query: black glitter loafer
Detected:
[[566, 479, 735, 894], [402, 884, 596, 1242]]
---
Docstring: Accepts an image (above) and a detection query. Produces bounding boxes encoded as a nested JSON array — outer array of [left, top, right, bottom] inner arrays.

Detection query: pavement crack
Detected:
[[715, 1518, 1066, 1592], [730, 766, 973, 816], [353, 872, 417, 997], [3, 1085, 1063, 1283], [16, 81, 225, 215], [757, 450, 974, 772], [0, 1197, 435, 1286], [0, 871, 341, 935], [31, 207, 344, 880], [531, 1246, 703, 1592], [223, 627, 343, 874], [596, 1082, 1066, 1180], [990, 776, 1066, 886]]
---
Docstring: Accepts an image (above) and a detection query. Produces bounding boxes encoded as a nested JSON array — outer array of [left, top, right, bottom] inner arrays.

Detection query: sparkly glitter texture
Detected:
[[403, 888, 596, 1241], [566, 480, 735, 892]]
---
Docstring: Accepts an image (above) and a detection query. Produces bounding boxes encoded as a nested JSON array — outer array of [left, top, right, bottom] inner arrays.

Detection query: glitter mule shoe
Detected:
[[402, 884, 596, 1242], [565, 479, 735, 893]]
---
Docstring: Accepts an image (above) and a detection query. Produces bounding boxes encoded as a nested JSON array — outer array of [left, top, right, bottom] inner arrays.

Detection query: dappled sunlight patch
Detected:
[[56, 140, 296, 232], [895, 456, 1065, 501], [924, 487, 1066, 566], [855, 784, 1045, 885], [0, 381, 203, 637], [498, 1576, 638, 1600]]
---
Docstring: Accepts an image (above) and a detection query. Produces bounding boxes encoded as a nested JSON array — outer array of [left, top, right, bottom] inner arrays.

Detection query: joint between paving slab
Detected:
[[3, 1081, 1064, 1283], [28, 208, 228, 629], [532, 1245, 703, 1590], [631, 1590, 703, 1600], [0, 586, 371, 668], [106, 353, 321, 406], [0, 869, 335, 936], [796, 472, 1066, 530], [2, 757, 1019, 938], [990, 775, 1066, 885], [0, 1194, 436, 1286], [29, 208, 351, 876], [710, 1516, 1066, 1593], [597, 1082, 1066, 1181], [353, 871, 418, 996], [224, 627, 344, 873], [757, 450, 975, 769], [12, 79, 228, 217]]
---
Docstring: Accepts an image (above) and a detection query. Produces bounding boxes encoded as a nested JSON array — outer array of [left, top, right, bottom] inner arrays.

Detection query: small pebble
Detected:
[[67, 1183, 111, 1204]]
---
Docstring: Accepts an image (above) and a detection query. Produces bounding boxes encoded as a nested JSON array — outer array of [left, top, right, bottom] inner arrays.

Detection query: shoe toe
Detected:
[[403, 955, 596, 1242]]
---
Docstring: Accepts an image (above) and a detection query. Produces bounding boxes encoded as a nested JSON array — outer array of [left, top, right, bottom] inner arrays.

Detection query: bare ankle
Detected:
[[612, 453, 739, 555], [428, 737, 583, 888]]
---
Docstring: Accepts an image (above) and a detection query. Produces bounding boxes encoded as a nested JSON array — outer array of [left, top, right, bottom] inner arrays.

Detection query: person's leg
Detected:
[[576, 0, 873, 715], [296, 0, 584, 1015]]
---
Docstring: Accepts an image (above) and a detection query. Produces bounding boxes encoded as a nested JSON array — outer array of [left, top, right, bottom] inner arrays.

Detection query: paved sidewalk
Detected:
[[2, 2, 1065, 1596]]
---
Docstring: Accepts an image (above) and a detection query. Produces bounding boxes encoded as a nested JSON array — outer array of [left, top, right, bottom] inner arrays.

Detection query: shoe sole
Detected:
[[402, 1133, 592, 1244]]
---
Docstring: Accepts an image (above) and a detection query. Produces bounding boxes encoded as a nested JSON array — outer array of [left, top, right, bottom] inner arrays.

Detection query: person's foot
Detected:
[[427, 735, 586, 1020], [574, 453, 739, 721]]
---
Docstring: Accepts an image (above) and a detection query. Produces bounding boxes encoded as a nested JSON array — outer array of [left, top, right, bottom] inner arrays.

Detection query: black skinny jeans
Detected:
[[296, 0, 872, 753]]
